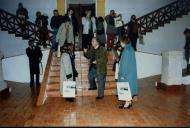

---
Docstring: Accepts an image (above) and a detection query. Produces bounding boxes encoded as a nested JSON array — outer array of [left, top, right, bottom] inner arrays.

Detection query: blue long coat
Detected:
[[118, 43, 138, 97]]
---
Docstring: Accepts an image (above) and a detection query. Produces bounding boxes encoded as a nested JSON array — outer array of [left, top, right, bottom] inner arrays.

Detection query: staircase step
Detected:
[[47, 88, 115, 97], [77, 89, 115, 97], [47, 83, 60, 91], [49, 71, 60, 77], [47, 91, 61, 97], [48, 76, 60, 83]]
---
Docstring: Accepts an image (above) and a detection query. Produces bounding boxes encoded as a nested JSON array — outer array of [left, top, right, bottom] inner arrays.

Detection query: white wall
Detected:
[[105, 0, 176, 23], [136, 52, 162, 79], [2, 50, 50, 83], [0, 0, 57, 28], [137, 14, 190, 55], [0, 31, 28, 58]]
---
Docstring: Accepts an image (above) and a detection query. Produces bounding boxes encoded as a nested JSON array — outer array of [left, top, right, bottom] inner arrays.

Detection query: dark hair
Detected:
[[184, 28, 190, 35], [53, 9, 58, 13], [131, 14, 137, 21], [120, 36, 130, 44], [97, 16, 104, 22], [67, 7, 73, 13], [18, 3, 23, 7], [110, 10, 115, 13], [28, 40, 34, 46], [36, 11, 41, 17]]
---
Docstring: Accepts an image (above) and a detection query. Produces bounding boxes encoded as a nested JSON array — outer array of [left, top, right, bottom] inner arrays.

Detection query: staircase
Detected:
[[0, 8, 51, 43], [46, 51, 116, 97], [125, 0, 190, 35]]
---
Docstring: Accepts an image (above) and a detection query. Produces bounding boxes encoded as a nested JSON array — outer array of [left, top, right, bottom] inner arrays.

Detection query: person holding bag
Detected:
[[118, 36, 138, 109], [60, 44, 74, 102]]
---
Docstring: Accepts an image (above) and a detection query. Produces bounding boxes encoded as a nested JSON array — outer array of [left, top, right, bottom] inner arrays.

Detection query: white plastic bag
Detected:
[[62, 81, 76, 98], [117, 82, 132, 101]]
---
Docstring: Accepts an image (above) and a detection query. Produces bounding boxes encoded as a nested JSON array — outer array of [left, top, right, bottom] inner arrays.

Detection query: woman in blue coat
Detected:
[[118, 36, 138, 109]]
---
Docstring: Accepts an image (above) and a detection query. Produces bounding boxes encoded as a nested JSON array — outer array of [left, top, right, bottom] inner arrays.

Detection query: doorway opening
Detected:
[[66, 0, 96, 50]]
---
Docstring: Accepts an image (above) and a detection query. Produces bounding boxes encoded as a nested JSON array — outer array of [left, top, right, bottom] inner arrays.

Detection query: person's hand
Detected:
[[83, 49, 87, 53], [92, 61, 96, 64]]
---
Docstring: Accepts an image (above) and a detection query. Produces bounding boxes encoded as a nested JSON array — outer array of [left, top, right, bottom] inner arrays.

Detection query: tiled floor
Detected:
[[0, 75, 190, 127]]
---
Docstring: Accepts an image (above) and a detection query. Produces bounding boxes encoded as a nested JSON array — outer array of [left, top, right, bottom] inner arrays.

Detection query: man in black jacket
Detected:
[[50, 10, 63, 50], [26, 40, 43, 87], [64, 8, 79, 38], [184, 28, 190, 72]]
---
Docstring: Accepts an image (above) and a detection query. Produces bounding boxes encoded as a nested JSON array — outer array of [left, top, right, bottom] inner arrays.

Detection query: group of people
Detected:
[[21, 2, 140, 109], [16, 2, 141, 52]]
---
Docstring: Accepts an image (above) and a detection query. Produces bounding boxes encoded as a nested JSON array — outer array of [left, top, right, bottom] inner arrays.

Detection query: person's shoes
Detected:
[[37, 83, 41, 87], [119, 104, 125, 109], [96, 96, 104, 99], [124, 103, 132, 109], [66, 98, 74, 102], [30, 84, 34, 88], [119, 102, 132, 109], [88, 87, 97, 90]]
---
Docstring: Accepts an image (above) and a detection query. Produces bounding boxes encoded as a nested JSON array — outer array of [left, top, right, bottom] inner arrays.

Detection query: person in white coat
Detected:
[[56, 17, 74, 57], [82, 9, 96, 51], [60, 45, 73, 97]]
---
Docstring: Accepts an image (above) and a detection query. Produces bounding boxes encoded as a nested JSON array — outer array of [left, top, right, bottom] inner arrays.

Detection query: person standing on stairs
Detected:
[[127, 15, 141, 51], [96, 16, 106, 47], [35, 11, 49, 48], [67, 43, 78, 81], [82, 9, 96, 51], [16, 2, 29, 38], [50, 10, 63, 51], [60, 44, 74, 102], [105, 10, 117, 51], [64, 8, 79, 46], [84, 37, 107, 99], [26, 40, 43, 88], [184, 28, 190, 73], [56, 17, 74, 57]]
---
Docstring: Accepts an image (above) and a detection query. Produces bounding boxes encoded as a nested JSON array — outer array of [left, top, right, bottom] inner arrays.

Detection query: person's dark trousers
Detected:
[[88, 66, 97, 89], [30, 72, 40, 87], [82, 34, 92, 49], [30, 71, 34, 87], [97, 74, 106, 97], [36, 73, 40, 85], [130, 35, 138, 51], [51, 28, 58, 50], [185, 49, 190, 70]]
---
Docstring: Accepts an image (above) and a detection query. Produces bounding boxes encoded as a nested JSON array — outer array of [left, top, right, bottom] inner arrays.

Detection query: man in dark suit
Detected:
[[26, 40, 43, 87], [184, 28, 190, 72], [64, 8, 79, 40]]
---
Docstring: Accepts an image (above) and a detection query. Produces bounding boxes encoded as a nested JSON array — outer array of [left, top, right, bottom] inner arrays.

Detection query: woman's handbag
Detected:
[[117, 82, 132, 101]]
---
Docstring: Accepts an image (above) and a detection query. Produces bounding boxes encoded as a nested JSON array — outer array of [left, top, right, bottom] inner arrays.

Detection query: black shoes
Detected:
[[66, 98, 74, 102], [96, 96, 104, 99], [88, 87, 97, 90]]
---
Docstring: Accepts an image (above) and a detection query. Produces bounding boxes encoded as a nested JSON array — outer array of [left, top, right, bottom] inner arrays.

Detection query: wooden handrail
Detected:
[[124, 0, 190, 35], [36, 49, 53, 106], [0, 8, 52, 44]]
